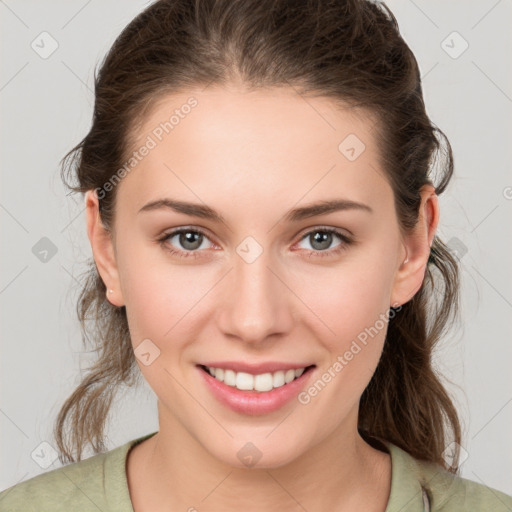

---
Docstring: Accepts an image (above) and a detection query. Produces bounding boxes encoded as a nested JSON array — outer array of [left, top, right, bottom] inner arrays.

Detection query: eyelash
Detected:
[[157, 226, 354, 260]]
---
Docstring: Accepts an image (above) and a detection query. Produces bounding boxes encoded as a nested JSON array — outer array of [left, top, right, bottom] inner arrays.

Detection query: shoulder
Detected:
[[386, 441, 512, 511], [420, 462, 512, 511], [0, 439, 136, 512]]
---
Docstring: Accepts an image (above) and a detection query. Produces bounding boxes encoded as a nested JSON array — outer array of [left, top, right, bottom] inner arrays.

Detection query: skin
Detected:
[[85, 84, 439, 511]]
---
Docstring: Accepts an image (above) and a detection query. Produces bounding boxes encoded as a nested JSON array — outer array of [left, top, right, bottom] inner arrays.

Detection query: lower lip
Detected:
[[197, 365, 316, 415]]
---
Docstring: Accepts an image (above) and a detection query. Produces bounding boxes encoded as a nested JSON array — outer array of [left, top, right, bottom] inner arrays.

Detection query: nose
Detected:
[[216, 247, 295, 345]]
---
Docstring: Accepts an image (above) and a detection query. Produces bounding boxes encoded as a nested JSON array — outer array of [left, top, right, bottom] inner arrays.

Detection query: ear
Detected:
[[390, 184, 439, 308], [84, 189, 125, 307]]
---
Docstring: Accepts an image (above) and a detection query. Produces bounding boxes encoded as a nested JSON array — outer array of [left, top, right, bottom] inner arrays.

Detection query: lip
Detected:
[[197, 364, 316, 415], [199, 361, 315, 375]]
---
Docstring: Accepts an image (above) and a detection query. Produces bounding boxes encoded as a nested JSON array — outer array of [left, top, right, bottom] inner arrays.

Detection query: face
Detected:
[[87, 85, 434, 469]]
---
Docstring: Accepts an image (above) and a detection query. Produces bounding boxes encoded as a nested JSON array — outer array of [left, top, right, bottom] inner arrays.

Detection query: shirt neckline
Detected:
[[106, 431, 428, 511]]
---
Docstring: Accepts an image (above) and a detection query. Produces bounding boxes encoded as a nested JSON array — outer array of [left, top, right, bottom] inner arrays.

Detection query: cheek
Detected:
[[118, 262, 207, 400], [293, 254, 396, 388], [297, 258, 394, 338], [294, 267, 394, 420], [117, 239, 219, 359]]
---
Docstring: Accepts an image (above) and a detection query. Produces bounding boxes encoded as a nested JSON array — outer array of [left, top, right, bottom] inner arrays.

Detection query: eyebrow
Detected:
[[137, 197, 373, 222]]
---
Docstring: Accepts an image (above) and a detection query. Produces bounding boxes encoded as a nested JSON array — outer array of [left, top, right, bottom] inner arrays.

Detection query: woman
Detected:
[[1, 0, 511, 510]]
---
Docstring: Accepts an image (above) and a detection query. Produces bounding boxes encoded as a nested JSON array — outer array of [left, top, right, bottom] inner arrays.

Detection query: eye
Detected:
[[157, 226, 354, 260], [157, 227, 215, 259], [294, 228, 353, 258]]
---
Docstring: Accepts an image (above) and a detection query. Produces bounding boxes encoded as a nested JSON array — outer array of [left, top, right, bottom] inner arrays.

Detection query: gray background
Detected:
[[1, 0, 511, 496]]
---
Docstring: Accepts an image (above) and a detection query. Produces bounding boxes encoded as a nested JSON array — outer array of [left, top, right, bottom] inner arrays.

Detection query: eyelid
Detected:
[[159, 225, 218, 248], [295, 224, 353, 240], [158, 224, 351, 243]]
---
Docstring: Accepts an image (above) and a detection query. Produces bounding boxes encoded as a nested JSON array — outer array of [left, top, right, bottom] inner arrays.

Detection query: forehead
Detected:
[[117, 86, 392, 217]]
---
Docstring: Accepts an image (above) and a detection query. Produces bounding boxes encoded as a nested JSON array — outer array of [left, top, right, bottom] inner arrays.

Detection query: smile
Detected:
[[201, 364, 315, 392], [197, 363, 316, 415]]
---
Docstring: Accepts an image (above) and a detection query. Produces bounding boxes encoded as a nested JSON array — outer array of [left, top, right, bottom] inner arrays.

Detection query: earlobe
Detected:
[[84, 190, 124, 307]]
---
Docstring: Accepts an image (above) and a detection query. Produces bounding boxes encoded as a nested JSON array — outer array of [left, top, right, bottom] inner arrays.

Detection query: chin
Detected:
[[204, 435, 306, 471]]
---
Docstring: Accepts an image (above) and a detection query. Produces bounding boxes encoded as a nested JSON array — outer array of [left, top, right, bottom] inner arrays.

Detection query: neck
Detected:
[[127, 406, 391, 512]]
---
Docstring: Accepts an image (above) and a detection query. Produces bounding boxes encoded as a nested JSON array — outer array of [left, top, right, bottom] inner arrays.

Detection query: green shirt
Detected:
[[1, 431, 511, 511]]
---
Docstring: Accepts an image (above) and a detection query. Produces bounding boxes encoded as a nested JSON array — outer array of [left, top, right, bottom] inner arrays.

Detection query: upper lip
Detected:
[[199, 361, 315, 375]]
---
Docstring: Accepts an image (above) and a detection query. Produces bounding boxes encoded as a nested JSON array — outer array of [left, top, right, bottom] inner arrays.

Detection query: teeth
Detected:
[[205, 366, 309, 392], [255, 372, 274, 392], [284, 369, 296, 384], [224, 369, 236, 387], [237, 371, 259, 391], [273, 370, 285, 388]]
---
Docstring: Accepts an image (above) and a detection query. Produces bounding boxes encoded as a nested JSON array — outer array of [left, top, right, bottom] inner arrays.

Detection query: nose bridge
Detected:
[[217, 237, 292, 342]]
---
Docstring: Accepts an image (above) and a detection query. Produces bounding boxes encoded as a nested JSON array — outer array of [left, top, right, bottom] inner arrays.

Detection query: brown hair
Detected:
[[57, 0, 463, 472]]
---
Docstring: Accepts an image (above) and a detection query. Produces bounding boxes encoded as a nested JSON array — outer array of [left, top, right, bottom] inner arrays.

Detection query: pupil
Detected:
[[181, 231, 201, 250], [312, 231, 331, 251]]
